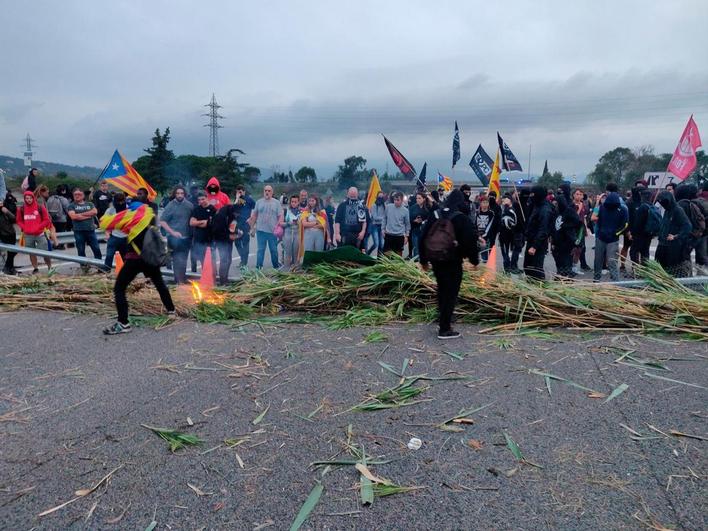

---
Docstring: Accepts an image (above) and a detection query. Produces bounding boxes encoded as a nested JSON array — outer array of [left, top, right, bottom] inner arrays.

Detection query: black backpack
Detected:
[[423, 211, 459, 261], [140, 226, 170, 267], [645, 205, 662, 236]]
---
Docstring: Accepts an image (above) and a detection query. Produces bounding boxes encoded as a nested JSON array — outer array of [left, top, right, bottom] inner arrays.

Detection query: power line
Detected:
[[202, 93, 224, 157]]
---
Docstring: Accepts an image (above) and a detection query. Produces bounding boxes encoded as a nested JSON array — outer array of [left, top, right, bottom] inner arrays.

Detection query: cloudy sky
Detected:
[[2, 0, 707, 181]]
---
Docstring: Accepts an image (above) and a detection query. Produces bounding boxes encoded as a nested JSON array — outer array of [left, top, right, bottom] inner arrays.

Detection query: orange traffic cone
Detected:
[[114, 252, 124, 275], [199, 247, 215, 292], [483, 245, 497, 284]]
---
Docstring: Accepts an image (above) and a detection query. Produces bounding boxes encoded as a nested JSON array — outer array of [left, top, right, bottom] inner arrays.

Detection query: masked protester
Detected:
[[523, 185, 553, 280], [419, 190, 479, 340], [656, 190, 693, 277], [334, 187, 367, 248], [591, 190, 628, 281], [205, 177, 230, 210], [552, 189, 582, 278]]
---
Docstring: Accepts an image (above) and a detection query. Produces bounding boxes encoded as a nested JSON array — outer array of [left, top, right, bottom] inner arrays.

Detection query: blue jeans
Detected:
[[366, 224, 383, 255], [235, 225, 250, 267], [105, 235, 128, 268], [256, 230, 279, 269], [410, 229, 422, 258], [74, 230, 102, 259]]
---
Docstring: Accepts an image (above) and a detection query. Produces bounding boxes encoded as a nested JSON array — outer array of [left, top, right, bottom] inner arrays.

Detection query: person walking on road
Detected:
[[419, 189, 479, 340]]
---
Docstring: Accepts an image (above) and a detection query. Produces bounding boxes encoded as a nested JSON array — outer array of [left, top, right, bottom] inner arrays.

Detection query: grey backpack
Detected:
[[140, 226, 170, 267]]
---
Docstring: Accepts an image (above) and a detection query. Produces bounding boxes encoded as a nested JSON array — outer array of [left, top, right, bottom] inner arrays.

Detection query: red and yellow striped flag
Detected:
[[101, 150, 157, 201], [488, 150, 501, 196]]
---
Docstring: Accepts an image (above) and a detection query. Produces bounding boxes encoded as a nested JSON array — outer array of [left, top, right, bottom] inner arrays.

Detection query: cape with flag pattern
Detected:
[[383, 136, 417, 180], [100, 203, 155, 244], [101, 150, 157, 201]]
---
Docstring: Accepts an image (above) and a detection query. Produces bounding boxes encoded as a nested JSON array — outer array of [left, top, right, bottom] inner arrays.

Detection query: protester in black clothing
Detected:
[[499, 195, 522, 273], [0, 192, 18, 275], [552, 191, 582, 278], [234, 184, 256, 268], [408, 192, 429, 258], [419, 189, 479, 340], [334, 187, 367, 248], [103, 209, 175, 335], [523, 185, 553, 280], [92, 181, 113, 218], [476, 197, 497, 262], [24, 168, 38, 192], [675, 184, 706, 269], [629, 188, 656, 267], [212, 198, 241, 285], [656, 191, 692, 277], [189, 193, 217, 269]]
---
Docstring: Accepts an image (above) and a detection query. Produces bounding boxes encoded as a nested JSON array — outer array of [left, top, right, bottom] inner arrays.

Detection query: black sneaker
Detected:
[[437, 329, 461, 340], [581, 265, 592, 272], [32, 268, 39, 275], [103, 322, 132, 335], [2, 268, 17, 276]]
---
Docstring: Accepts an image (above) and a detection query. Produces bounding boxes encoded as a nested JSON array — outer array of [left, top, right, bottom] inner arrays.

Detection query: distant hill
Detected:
[[0, 155, 101, 179]]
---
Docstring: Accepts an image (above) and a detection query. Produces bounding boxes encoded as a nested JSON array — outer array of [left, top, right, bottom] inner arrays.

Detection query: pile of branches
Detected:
[[230, 256, 708, 338], [0, 257, 705, 338]]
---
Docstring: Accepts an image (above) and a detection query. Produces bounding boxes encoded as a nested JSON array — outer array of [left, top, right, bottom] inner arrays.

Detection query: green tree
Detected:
[[55, 171, 68, 179], [587, 147, 635, 189], [294, 166, 317, 183], [133, 128, 175, 193], [334, 155, 367, 189], [537, 170, 564, 190]]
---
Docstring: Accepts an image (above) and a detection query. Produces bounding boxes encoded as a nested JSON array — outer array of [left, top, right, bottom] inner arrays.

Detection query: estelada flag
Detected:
[[99, 203, 155, 244], [668, 115, 702, 180], [383, 136, 417, 180], [101, 150, 157, 201], [497, 132, 523, 172], [437, 171, 453, 192], [366, 170, 382, 209], [488, 150, 501, 197], [469, 144, 493, 186], [452, 121, 461, 168]]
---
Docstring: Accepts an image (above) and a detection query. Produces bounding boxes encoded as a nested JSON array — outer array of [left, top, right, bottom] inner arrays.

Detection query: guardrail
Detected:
[[55, 230, 106, 246]]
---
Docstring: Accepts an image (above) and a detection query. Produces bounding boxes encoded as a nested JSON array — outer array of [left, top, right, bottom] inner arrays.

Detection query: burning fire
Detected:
[[190, 281, 225, 304]]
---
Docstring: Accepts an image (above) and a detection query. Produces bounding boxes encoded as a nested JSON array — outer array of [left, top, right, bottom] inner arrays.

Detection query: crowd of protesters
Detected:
[[1, 168, 707, 282]]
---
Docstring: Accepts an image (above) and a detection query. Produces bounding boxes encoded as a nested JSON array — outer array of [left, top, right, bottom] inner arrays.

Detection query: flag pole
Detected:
[[91, 161, 111, 190], [527, 144, 531, 181]]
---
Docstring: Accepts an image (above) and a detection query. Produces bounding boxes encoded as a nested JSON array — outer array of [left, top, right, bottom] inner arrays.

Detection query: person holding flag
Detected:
[[101, 203, 175, 334], [366, 171, 385, 256]]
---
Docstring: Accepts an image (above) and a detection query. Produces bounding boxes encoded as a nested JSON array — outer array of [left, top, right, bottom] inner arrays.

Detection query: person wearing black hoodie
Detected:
[[629, 188, 657, 267], [675, 184, 706, 268], [0, 191, 18, 275], [552, 185, 582, 278], [592, 191, 628, 281], [419, 189, 479, 340], [656, 190, 692, 277], [523, 185, 553, 280]]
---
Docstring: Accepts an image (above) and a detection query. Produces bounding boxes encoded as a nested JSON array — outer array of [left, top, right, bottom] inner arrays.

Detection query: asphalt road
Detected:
[[1, 311, 705, 529]]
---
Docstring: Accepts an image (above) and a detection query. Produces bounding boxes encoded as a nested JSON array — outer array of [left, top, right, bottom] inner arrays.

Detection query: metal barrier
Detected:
[[55, 230, 106, 246]]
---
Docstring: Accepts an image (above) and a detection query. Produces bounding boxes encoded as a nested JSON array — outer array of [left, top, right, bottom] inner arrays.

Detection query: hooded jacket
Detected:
[[675, 184, 706, 239], [525, 185, 553, 251], [553, 195, 583, 251], [633, 188, 656, 238], [0, 195, 16, 239], [16, 191, 51, 236], [656, 191, 692, 265], [595, 192, 628, 243], [419, 189, 479, 266], [205, 177, 231, 211]]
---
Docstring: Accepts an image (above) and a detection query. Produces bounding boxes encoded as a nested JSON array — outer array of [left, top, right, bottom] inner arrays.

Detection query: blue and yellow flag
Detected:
[[101, 150, 157, 201], [437, 172, 453, 192]]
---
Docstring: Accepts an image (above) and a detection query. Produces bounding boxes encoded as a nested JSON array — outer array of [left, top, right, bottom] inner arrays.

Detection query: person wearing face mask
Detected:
[[205, 177, 230, 210], [523, 185, 553, 280], [334, 187, 367, 249], [655, 190, 693, 277], [159, 186, 194, 283], [552, 185, 582, 278], [366, 192, 386, 256]]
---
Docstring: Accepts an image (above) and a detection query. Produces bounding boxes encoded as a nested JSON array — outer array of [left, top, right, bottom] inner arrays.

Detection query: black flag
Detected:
[[497, 132, 523, 172], [542, 160, 549, 176], [383, 136, 417, 180], [452, 121, 460, 168], [417, 162, 428, 190], [469, 144, 493, 186]]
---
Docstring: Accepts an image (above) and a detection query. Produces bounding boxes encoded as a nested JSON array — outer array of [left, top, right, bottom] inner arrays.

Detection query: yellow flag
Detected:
[[488, 150, 501, 196], [366, 171, 382, 209]]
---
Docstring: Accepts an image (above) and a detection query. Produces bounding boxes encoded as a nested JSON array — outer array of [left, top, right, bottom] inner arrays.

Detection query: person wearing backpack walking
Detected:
[[419, 189, 479, 340], [655, 191, 692, 278], [675, 184, 706, 273], [101, 203, 175, 335], [630, 188, 660, 267]]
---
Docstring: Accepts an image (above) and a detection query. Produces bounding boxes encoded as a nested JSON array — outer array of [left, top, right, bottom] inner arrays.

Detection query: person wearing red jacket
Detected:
[[16, 190, 53, 273], [205, 177, 230, 210]]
